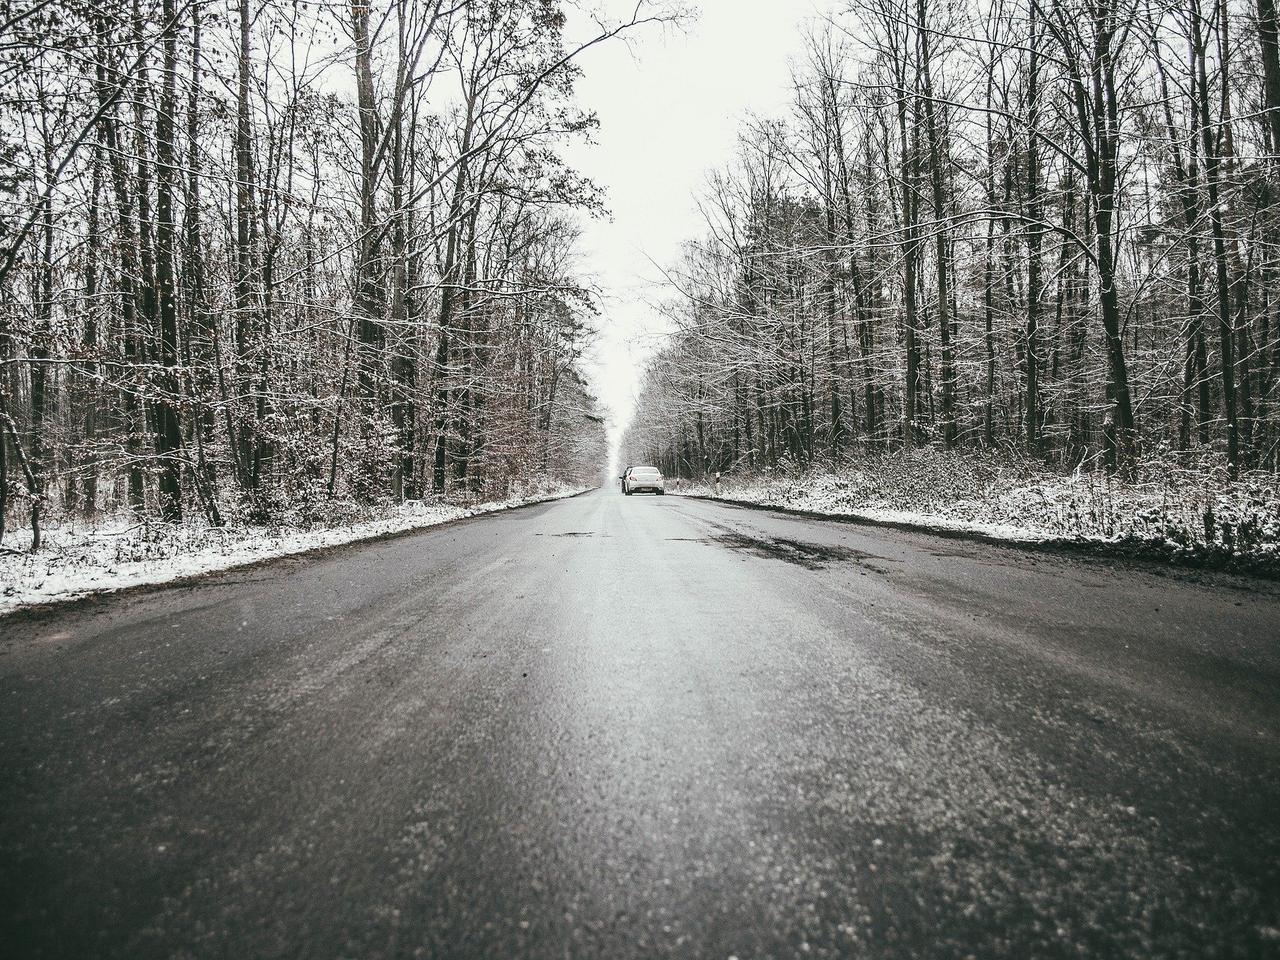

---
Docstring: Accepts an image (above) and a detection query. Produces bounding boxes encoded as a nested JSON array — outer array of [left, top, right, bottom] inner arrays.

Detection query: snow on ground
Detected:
[[0, 482, 589, 616], [676, 449, 1280, 573]]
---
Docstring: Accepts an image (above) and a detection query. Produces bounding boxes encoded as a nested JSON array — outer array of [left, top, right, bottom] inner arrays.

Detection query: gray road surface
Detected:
[[2, 488, 1278, 959]]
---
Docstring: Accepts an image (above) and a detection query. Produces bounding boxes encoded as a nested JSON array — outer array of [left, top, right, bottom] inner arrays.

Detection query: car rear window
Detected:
[[632, 468, 660, 477]]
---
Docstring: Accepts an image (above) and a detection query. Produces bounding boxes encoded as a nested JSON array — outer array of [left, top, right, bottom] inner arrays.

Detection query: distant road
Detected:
[[2, 488, 1278, 959]]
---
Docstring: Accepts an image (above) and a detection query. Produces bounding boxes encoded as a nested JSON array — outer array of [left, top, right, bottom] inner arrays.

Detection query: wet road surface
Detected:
[[2, 488, 1279, 958]]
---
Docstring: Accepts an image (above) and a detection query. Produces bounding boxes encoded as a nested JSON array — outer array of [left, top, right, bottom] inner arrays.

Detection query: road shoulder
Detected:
[[677, 492, 1280, 585], [0, 487, 595, 624]]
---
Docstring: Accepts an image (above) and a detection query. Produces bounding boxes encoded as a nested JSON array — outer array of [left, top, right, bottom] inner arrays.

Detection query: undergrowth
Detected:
[[687, 448, 1280, 574]]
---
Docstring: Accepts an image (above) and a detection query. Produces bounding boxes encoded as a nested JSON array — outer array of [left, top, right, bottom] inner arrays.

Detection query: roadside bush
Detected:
[[699, 447, 1280, 573]]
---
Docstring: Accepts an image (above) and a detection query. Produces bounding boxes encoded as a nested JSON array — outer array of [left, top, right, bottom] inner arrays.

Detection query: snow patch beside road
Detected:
[[0, 484, 588, 616], [675, 450, 1280, 574]]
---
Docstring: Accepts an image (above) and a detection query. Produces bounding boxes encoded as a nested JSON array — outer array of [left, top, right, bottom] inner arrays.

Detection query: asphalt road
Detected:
[[2, 488, 1278, 959]]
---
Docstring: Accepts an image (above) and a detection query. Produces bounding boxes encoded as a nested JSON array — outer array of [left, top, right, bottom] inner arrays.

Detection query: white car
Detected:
[[623, 466, 665, 495]]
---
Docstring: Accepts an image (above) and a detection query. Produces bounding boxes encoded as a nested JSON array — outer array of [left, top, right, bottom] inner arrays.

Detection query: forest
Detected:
[[0, 0, 668, 551], [623, 0, 1280, 500]]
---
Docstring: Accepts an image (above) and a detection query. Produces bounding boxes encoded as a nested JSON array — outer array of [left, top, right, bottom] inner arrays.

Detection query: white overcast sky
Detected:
[[561, 0, 841, 446]]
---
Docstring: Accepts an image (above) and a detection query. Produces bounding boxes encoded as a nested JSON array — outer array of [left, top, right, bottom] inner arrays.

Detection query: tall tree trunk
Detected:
[[1191, 0, 1240, 473], [1050, 0, 1137, 472], [1259, 0, 1280, 156], [1025, 4, 1044, 451], [351, 0, 384, 419], [917, 0, 955, 446], [153, 0, 183, 521], [233, 0, 257, 492], [895, 72, 923, 447], [28, 162, 54, 548], [389, 4, 415, 499], [95, 29, 145, 510], [432, 92, 477, 494], [184, 0, 219, 523], [820, 92, 844, 458], [82, 142, 103, 514]]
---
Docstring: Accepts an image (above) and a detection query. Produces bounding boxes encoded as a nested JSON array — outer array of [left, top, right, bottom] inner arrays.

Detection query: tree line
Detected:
[[1, 0, 670, 549], [623, 0, 1280, 486]]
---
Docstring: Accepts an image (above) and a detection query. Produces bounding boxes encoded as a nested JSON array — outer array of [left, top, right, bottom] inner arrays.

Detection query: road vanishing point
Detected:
[[2, 488, 1278, 959]]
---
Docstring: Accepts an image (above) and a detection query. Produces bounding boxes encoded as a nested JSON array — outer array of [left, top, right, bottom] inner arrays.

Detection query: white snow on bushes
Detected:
[[682, 449, 1280, 568], [0, 480, 588, 616]]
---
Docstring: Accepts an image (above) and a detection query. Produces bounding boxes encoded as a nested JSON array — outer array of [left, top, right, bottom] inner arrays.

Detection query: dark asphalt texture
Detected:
[[1, 488, 1278, 959]]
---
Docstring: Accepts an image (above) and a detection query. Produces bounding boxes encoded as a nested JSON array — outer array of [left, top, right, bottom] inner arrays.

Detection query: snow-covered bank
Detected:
[[679, 450, 1280, 575], [0, 482, 589, 616]]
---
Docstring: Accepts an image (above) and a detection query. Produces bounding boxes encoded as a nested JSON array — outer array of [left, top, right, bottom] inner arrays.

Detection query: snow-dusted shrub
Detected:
[[702, 447, 1280, 572]]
